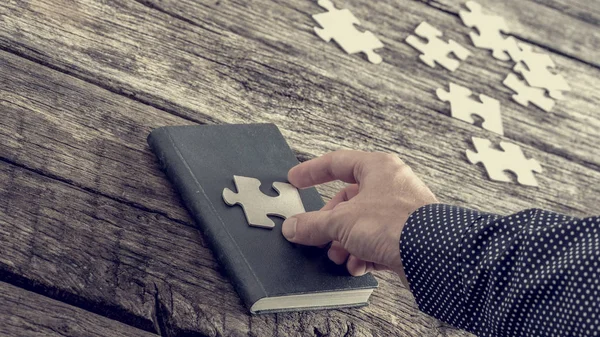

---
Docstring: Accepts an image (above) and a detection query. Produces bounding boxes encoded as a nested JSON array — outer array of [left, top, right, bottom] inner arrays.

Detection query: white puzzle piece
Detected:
[[405, 22, 471, 72], [511, 43, 571, 100], [503, 73, 555, 112], [312, 0, 384, 64], [466, 137, 542, 187], [436, 82, 504, 135], [222, 175, 306, 229], [459, 1, 518, 61], [503, 36, 526, 63]]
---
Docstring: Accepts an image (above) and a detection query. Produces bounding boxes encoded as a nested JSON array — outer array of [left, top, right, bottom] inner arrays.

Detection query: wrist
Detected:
[[395, 202, 437, 291]]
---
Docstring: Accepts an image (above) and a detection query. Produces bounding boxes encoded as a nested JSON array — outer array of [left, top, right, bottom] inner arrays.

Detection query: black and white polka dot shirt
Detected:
[[400, 204, 599, 337]]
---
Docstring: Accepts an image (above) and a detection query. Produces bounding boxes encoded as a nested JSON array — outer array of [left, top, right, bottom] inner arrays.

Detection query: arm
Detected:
[[402, 204, 599, 336], [282, 150, 599, 336]]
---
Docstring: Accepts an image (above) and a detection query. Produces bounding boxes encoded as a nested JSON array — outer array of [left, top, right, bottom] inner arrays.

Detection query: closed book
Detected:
[[147, 123, 378, 314]]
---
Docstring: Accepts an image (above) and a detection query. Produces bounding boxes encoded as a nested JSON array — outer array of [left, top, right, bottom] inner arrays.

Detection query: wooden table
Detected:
[[1, 0, 598, 336]]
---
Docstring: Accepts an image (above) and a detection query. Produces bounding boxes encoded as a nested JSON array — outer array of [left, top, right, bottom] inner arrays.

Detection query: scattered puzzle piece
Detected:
[[466, 137, 542, 187], [504, 36, 525, 63], [312, 0, 384, 64], [437, 82, 504, 135], [503, 73, 555, 112], [222, 175, 306, 229], [405, 22, 471, 72], [459, 1, 517, 61], [511, 43, 571, 100]]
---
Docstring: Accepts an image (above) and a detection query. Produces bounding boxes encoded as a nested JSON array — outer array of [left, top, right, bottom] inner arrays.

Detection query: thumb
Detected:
[[282, 210, 340, 246]]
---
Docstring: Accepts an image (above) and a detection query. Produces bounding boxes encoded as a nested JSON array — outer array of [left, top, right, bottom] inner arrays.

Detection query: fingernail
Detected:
[[282, 218, 297, 240]]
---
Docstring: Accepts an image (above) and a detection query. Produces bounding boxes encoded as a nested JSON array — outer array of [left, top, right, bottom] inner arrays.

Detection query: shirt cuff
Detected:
[[400, 203, 485, 330]]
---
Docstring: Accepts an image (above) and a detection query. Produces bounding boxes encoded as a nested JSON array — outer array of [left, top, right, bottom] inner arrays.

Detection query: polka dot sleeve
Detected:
[[400, 204, 599, 337]]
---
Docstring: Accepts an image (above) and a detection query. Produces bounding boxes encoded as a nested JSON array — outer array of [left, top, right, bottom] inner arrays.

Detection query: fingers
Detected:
[[327, 241, 349, 264], [346, 256, 383, 276], [282, 210, 342, 246], [289, 150, 368, 188], [283, 182, 357, 247], [346, 255, 368, 276], [321, 184, 359, 211]]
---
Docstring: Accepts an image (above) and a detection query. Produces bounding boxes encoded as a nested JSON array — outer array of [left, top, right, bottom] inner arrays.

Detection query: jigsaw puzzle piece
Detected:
[[466, 137, 542, 187], [223, 176, 274, 228], [436, 82, 504, 135], [515, 63, 570, 100], [511, 45, 570, 100], [340, 31, 384, 64], [313, 1, 359, 42], [503, 37, 528, 64], [270, 181, 306, 216], [506, 43, 570, 100], [222, 175, 306, 229], [316, 0, 336, 12], [503, 73, 555, 112], [405, 22, 471, 72], [459, 1, 514, 61], [499, 143, 543, 186], [312, 0, 383, 64]]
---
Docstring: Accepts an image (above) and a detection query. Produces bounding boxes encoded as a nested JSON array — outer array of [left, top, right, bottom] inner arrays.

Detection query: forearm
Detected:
[[400, 204, 599, 336]]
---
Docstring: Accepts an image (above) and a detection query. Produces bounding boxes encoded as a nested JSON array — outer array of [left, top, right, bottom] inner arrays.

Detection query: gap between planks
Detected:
[[0, 45, 213, 128], [0, 280, 158, 337]]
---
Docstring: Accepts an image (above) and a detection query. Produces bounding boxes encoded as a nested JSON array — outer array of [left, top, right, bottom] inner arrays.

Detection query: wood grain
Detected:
[[1, 1, 599, 217], [0, 160, 474, 337], [1, 29, 598, 337], [1, 40, 599, 224], [0, 281, 158, 337], [421, 0, 600, 67], [0, 0, 599, 171], [1, 0, 599, 336]]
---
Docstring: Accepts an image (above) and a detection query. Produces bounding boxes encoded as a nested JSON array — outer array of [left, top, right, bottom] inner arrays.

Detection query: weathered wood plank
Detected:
[[0, 0, 598, 336], [0, 281, 158, 337], [0, 0, 599, 171], [420, 0, 600, 67], [0, 55, 193, 224], [0, 160, 473, 337], [1, 35, 598, 337], [1, 34, 599, 219]]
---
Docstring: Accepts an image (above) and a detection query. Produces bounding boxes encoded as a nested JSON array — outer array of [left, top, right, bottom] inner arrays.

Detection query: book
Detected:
[[147, 123, 378, 314]]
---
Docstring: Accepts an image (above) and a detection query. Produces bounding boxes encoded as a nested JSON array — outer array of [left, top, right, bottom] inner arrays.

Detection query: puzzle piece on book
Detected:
[[466, 137, 542, 187], [405, 22, 471, 71], [436, 82, 504, 135], [459, 1, 517, 61], [503, 73, 555, 112], [511, 43, 570, 100], [223, 175, 306, 229], [312, 0, 384, 64]]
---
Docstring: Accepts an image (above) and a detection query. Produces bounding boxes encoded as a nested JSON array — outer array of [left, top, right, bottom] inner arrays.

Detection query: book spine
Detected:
[[147, 127, 267, 310]]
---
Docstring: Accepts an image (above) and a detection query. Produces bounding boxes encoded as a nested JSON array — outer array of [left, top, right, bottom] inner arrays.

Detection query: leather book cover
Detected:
[[147, 123, 378, 314]]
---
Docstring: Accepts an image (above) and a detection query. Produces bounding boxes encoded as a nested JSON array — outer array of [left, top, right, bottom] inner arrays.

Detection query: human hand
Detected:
[[282, 150, 438, 288]]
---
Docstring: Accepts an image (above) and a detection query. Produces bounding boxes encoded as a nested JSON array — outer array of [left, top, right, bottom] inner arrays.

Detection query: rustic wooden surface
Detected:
[[0, 281, 157, 337], [0, 0, 598, 336]]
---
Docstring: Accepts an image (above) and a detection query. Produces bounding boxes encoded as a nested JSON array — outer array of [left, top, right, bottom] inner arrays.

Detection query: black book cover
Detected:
[[147, 123, 378, 314]]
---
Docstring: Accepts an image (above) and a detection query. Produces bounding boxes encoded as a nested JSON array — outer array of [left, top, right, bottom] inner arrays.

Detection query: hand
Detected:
[[282, 150, 438, 288]]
